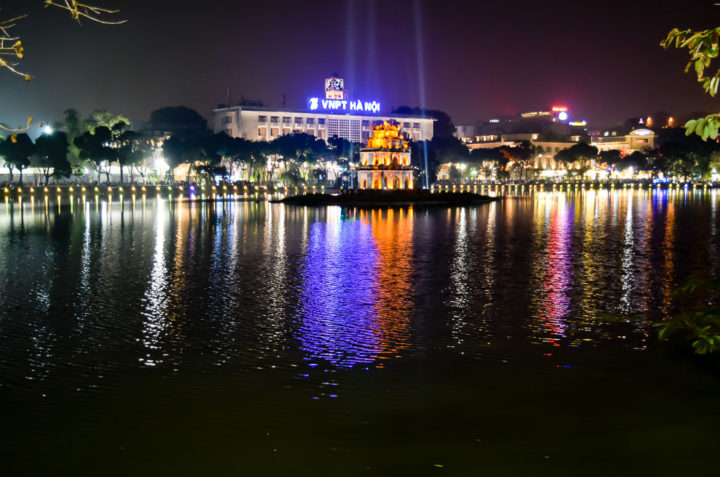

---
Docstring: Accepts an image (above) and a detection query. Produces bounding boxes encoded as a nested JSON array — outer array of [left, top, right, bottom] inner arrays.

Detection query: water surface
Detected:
[[1, 190, 719, 475]]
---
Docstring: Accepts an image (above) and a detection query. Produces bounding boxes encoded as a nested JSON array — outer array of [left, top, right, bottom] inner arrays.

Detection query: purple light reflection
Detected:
[[297, 218, 383, 368]]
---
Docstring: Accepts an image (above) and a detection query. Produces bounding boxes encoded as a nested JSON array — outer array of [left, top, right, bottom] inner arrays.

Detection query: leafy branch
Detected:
[[662, 27, 720, 139], [653, 276, 720, 355]]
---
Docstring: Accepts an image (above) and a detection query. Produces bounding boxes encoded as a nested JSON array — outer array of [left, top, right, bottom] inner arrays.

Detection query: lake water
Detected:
[[1, 190, 719, 475]]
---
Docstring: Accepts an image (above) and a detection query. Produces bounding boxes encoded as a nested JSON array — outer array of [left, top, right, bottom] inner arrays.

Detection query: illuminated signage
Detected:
[[521, 111, 551, 118], [569, 120, 587, 127], [307, 97, 381, 114], [551, 106, 568, 112]]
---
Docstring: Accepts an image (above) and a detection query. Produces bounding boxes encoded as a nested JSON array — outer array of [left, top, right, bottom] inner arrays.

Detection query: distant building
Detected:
[[213, 77, 434, 144], [357, 122, 413, 190], [467, 105, 588, 141], [591, 129, 656, 154], [455, 124, 477, 142]]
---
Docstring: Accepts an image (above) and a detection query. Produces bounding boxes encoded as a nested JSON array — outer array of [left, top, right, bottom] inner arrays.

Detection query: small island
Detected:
[[278, 121, 497, 207], [277, 190, 497, 207]]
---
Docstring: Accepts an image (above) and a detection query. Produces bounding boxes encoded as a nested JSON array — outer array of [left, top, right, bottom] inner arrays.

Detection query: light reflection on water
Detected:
[[0, 190, 717, 385], [298, 208, 413, 368]]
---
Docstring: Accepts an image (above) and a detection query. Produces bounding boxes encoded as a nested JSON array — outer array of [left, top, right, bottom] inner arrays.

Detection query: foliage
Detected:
[[448, 165, 463, 181], [272, 133, 327, 163], [84, 110, 130, 134], [162, 135, 200, 179], [662, 27, 720, 139], [392, 107, 455, 139], [149, 107, 209, 136], [656, 134, 720, 180], [116, 130, 148, 184], [409, 140, 436, 185], [327, 136, 360, 164], [619, 151, 648, 171], [33, 131, 71, 184], [554, 142, 598, 166], [74, 125, 118, 183], [599, 149, 622, 167], [501, 141, 536, 181], [654, 276, 720, 355], [0, 133, 34, 183]]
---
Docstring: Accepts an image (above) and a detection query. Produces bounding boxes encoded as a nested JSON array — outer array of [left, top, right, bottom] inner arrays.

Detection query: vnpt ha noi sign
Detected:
[[307, 97, 381, 114]]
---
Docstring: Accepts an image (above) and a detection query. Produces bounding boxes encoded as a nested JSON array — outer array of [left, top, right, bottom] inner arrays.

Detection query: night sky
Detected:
[[1, 0, 719, 129]]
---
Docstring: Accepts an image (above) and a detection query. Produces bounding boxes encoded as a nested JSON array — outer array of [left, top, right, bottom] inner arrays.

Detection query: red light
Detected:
[[551, 106, 568, 112]]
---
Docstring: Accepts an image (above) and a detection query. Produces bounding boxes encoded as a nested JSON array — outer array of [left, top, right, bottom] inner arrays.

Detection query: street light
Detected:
[[42, 125, 53, 135]]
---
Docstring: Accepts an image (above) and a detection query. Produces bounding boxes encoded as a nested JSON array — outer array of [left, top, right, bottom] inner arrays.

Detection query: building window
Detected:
[[225, 128, 232, 136], [271, 128, 279, 137], [307, 118, 315, 125], [283, 117, 291, 123], [258, 116, 267, 122], [223, 116, 232, 124], [295, 117, 303, 124], [362, 120, 370, 127], [270, 116, 279, 123], [318, 118, 326, 125], [413, 122, 420, 129], [283, 128, 291, 136], [258, 127, 266, 138], [403, 122, 411, 128]]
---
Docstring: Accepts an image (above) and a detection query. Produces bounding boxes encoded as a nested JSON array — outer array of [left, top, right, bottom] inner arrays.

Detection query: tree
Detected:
[[410, 140, 436, 186], [327, 136, 360, 165], [554, 142, 598, 170], [34, 131, 71, 185], [449, 165, 463, 181], [116, 130, 148, 184], [280, 160, 303, 187], [74, 126, 116, 183], [84, 109, 130, 134], [618, 151, 648, 172], [502, 141, 536, 182], [0, 133, 34, 183], [249, 149, 269, 185], [662, 27, 720, 139], [469, 147, 506, 181], [599, 149, 622, 168], [149, 107, 209, 137], [163, 135, 199, 183], [392, 107, 455, 139], [194, 133, 231, 182], [272, 133, 327, 164]]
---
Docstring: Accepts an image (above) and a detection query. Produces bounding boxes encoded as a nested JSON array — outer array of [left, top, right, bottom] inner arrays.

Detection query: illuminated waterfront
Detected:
[[1, 190, 719, 474]]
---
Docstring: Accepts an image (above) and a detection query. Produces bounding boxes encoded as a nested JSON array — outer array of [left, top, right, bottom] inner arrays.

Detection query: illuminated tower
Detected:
[[357, 121, 413, 190]]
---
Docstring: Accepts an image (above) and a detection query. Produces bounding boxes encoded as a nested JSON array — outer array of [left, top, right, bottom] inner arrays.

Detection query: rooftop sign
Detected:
[[307, 97, 382, 114]]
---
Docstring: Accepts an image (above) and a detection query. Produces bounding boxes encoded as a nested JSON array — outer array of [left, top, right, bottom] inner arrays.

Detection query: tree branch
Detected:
[[44, 0, 126, 24]]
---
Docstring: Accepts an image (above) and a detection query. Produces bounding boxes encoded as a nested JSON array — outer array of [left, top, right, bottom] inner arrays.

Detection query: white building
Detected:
[[212, 76, 434, 144]]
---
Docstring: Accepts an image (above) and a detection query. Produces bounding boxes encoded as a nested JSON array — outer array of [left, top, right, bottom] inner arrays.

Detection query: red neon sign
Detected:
[[552, 106, 568, 112]]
